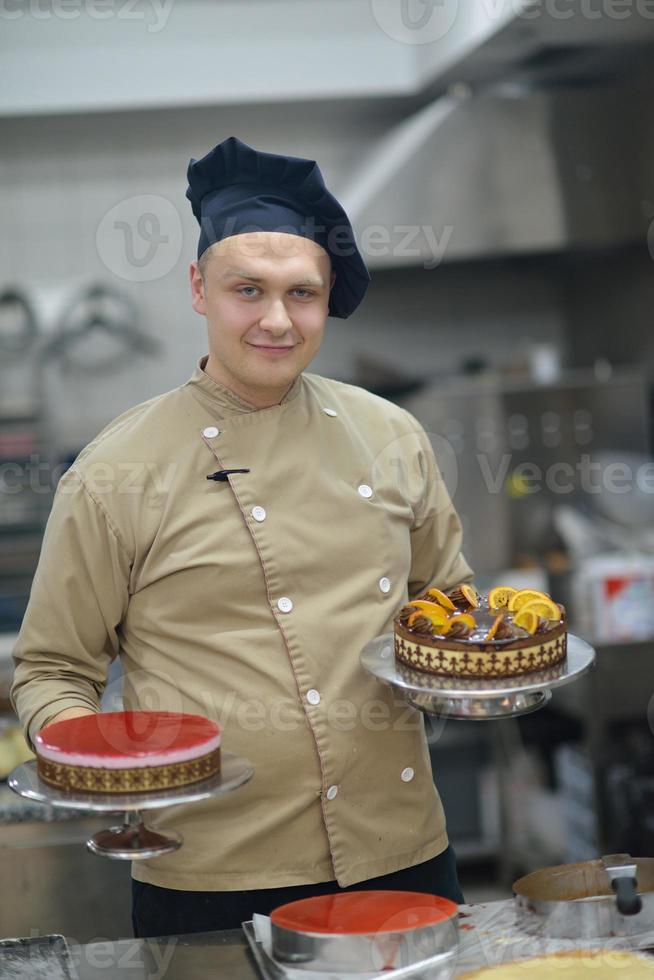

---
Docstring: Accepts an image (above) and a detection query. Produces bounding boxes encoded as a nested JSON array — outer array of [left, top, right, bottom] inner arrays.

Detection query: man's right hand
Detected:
[[49, 707, 95, 726]]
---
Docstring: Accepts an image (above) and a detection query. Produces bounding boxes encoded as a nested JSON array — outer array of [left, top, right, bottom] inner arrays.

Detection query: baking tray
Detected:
[[0, 934, 75, 980]]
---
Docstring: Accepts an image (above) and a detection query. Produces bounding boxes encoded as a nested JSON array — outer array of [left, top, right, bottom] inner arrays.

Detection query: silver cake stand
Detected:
[[8, 752, 253, 859], [361, 633, 596, 720]]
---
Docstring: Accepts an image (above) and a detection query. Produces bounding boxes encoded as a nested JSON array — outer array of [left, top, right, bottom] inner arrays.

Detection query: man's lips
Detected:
[[248, 343, 296, 354]]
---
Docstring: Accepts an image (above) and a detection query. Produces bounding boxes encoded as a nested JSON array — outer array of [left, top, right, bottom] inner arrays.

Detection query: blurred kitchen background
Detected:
[[2, 0, 654, 941]]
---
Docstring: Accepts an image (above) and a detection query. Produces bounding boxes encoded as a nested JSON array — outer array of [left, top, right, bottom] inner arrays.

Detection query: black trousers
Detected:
[[131, 845, 464, 938]]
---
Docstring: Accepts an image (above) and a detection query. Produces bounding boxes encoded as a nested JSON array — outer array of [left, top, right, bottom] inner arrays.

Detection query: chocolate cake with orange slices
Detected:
[[394, 585, 567, 679]]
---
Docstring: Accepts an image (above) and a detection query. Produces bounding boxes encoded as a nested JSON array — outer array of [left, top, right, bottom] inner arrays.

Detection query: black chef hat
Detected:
[[186, 136, 370, 319]]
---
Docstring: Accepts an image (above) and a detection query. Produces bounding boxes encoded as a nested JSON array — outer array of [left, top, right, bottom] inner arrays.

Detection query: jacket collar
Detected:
[[185, 355, 303, 416]]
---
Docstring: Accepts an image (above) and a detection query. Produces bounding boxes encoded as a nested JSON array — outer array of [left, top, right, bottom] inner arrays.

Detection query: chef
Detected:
[[11, 137, 475, 938]]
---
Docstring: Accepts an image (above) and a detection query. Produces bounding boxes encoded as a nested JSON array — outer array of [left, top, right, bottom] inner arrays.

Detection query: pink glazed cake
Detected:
[[34, 710, 221, 793]]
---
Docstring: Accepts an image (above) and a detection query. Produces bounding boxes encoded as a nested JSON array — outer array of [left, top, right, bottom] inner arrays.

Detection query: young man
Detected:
[[11, 137, 474, 937]]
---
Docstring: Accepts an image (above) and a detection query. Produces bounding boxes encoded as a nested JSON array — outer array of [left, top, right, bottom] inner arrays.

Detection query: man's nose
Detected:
[[259, 298, 293, 332]]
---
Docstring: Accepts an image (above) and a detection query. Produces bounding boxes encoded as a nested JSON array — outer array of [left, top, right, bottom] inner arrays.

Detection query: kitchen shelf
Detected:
[[0, 363, 50, 639], [0, 524, 46, 536], [0, 411, 41, 423]]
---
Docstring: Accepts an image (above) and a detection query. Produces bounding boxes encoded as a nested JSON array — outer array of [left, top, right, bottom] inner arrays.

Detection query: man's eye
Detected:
[[236, 286, 314, 298]]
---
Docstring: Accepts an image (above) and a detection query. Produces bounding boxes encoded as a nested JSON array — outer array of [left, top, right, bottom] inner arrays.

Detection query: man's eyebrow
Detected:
[[221, 268, 325, 288]]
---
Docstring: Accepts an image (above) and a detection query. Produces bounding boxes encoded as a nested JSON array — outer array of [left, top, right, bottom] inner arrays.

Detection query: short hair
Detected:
[[198, 246, 214, 283]]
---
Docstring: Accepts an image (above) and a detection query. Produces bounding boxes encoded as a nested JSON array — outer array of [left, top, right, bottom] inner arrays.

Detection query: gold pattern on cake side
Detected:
[[37, 747, 221, 793], [397, 658, 564, 691], [394, 626, 567, 679]]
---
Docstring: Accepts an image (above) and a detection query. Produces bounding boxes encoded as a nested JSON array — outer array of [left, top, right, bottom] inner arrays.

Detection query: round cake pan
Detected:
[[514, 858, 654, 939], [270, 890, 458, 973]]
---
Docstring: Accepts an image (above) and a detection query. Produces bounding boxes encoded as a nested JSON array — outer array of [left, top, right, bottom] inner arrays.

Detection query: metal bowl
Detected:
[[270, 890, 458, 974], [514, 858, 654, 939]]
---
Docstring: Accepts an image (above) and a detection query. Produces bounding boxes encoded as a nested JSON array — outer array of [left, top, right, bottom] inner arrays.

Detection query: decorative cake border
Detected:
[[36, 747, 221, 794], [394, 623, 567, 678]]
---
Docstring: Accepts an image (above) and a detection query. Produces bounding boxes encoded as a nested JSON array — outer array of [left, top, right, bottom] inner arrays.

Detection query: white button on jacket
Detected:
[[202, 426, 220, 438], [277, 597, 293, 613]]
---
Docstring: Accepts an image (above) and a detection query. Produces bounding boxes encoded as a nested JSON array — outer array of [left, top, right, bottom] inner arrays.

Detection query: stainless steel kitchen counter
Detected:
[[66, 930, 258, 980], [0, 779, 93, 824], [0, 929, 258, 980], [9, 900, 654, 979]]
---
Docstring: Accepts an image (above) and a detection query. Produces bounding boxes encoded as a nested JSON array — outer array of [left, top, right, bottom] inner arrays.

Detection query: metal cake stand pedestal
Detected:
[[361, 633, 596, 720], [8, 752, 253, 859]]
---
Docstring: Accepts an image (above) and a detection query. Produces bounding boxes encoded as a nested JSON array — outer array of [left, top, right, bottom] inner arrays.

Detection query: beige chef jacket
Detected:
[[11, 355, 474, 891]]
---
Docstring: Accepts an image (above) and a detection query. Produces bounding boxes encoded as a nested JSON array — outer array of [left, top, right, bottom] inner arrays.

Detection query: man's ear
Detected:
[[190, 260, 207, 316]]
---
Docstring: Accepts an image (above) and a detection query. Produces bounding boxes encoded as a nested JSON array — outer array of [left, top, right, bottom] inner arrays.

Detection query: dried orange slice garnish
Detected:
[[406, 600, 449, 622], [408, 608, 449, 629], [448, 584, 480, 609], [508, 588, 551, 612], [486, 613, 505, 640], [449, 612, 476, 630], [488, 586, 518, 609], [513, 608, 539, 634], [425, 588, 456, 611], [461, 584, 480, 608], [518, 597, 561, 622]]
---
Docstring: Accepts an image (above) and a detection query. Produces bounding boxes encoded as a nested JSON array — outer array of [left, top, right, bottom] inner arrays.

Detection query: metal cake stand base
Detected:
[[8, 752, 253, 860], [86, 810, 184, 859], [361, 633, 596, 720]]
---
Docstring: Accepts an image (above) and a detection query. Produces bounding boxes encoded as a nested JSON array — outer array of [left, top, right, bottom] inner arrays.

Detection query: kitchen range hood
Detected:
[[342, 1, 654, 266], [407, 0, 654, 95]]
